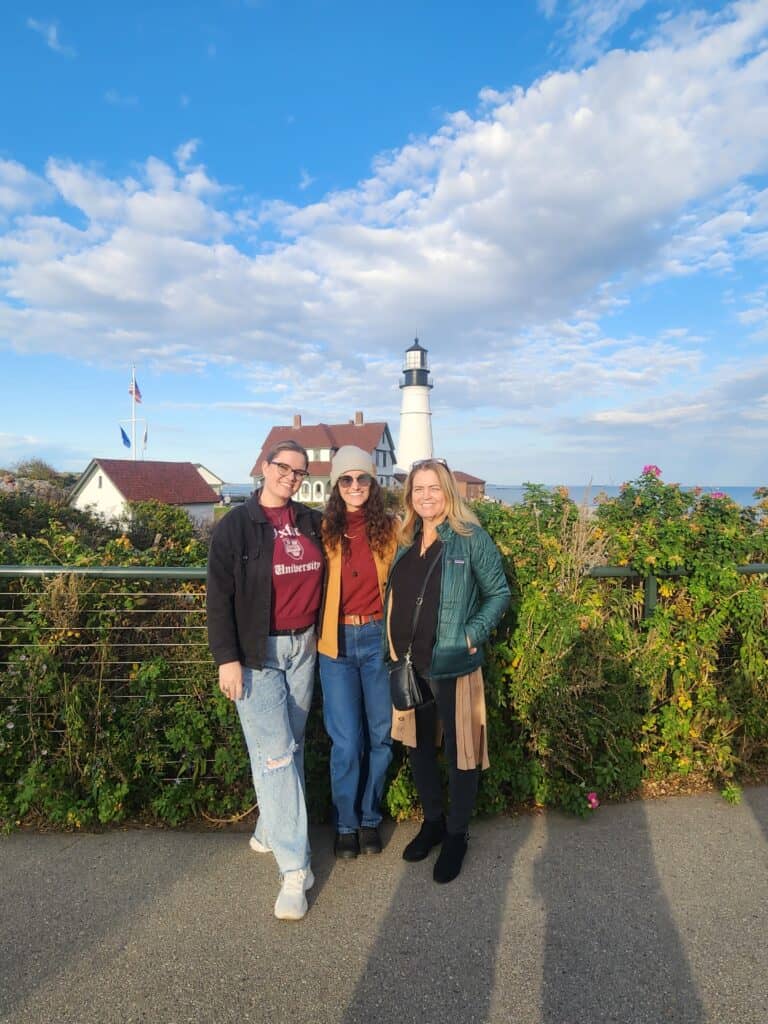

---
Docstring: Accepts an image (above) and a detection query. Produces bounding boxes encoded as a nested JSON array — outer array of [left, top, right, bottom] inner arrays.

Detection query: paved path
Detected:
[[2, 786, 767, 1024]]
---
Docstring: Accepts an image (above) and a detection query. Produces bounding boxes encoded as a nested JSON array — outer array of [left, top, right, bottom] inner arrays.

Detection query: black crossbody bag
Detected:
[[388, 549, 441, 711]]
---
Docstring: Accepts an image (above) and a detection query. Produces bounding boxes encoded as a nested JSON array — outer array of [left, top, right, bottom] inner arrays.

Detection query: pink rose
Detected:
[[586, 791, 600, 809], [642, 465, 662, 478]]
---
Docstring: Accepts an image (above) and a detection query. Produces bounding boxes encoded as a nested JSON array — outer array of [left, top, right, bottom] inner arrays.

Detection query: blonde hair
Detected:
[[400, 460, 479, 545]]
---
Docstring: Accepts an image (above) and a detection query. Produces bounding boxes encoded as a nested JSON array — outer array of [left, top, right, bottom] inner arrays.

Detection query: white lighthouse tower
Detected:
[[397, 337, 434, 470]]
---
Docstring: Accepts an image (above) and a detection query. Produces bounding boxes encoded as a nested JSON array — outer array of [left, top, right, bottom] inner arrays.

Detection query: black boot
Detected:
[[334, 831, 360, 859], [433, 831, 468, 884], [402, 816, 446, 862]]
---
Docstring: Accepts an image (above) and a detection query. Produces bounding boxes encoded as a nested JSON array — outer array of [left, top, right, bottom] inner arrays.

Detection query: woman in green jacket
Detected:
[[385, 459, 510, 883]]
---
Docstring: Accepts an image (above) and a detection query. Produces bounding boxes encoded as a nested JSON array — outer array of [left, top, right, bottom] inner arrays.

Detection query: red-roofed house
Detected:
[[251, 412, 396, 502], [453, 471, 486, 501], [69, 459, 220, 525]]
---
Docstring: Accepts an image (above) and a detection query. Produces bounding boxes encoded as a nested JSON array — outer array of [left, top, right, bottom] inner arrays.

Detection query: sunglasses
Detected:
[[338, 473, 373, 488], [270, 461, 309, 480], [411, 458, 449, 471]]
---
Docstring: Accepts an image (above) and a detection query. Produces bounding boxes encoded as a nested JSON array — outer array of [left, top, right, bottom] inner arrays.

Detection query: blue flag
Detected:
[[121, 427, 131, 449]]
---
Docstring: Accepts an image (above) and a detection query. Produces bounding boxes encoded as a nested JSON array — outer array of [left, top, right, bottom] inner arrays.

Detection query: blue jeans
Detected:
[[236, 629, 316, 874], [319, 620, 393, 833]]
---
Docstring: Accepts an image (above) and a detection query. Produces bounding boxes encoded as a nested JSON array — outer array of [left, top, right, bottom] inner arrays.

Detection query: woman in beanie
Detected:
[[318, 445, 399, 858], [384, 459, 509, 883]]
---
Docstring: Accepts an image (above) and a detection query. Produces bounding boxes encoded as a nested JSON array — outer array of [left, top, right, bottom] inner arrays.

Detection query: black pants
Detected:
[[408, 675, 479, 835]]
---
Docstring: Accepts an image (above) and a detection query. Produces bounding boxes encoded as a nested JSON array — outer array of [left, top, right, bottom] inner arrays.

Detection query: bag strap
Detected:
[[404, 546, 442, 660]]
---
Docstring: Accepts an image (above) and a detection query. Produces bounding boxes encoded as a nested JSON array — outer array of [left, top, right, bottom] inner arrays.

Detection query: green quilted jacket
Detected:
[[385, 519, 510, 679]]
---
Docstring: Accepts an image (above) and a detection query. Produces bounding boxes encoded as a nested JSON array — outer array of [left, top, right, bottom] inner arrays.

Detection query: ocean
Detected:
[[486, 484, 765, 509]]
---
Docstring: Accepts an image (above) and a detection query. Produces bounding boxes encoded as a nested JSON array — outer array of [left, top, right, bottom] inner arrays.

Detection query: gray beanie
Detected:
[[330, 445, 376, 488]]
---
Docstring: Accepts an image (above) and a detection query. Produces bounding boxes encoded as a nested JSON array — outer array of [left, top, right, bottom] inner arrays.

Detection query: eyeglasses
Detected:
[[411, 458, 449, 471], [338, 473, 373, 488], [269, 461, 309, 480]]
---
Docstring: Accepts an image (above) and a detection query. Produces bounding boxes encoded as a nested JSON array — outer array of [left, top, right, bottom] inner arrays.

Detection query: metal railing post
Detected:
[[643, 574, 658, 619]]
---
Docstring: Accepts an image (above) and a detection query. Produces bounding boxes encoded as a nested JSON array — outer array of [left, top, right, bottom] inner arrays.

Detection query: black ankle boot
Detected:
[[402, 816, 446, 862], [433, 831, 468, 883]]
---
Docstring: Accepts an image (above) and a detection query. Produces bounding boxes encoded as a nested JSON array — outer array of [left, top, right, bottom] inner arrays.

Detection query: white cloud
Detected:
[[0, 161, 53, 214], [42, 157, 231, 236], [542, 0, 652, 64], [104, 89, 138, 107], [591, 402, 710, 425], [299, 169, 316, 191], [0, 431, 42, 450], [26, 18, 76, 57], [175, 139, 200, 170], [2, 1, 768, 483]]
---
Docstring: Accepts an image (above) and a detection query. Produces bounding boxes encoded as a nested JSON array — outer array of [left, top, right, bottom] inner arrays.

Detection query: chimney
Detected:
[[354, 410, 363, 426], [293, 414, 302, 428]]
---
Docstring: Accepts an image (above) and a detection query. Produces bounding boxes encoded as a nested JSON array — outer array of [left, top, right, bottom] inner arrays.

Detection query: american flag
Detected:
[[129, 379, 142, 403]]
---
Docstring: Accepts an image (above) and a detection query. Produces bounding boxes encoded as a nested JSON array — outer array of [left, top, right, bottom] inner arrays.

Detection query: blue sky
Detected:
[[2, 0, 768, 486]]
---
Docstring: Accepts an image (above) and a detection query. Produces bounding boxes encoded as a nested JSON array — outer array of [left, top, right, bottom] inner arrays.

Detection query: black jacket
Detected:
[[206, 493, 324, 668]]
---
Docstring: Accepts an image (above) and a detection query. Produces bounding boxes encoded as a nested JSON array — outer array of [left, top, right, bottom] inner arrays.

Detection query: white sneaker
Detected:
[[274, 867, 315, 921], [249, 835, 271, 854]]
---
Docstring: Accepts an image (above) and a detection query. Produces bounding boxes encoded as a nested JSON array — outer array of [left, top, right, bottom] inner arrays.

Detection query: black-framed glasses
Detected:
[[338, 473, 373, 488], [411, 458, 449, 471], [270, 461, 309, 480]]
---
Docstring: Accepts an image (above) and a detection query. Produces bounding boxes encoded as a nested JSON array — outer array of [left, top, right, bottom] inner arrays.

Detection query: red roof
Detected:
[[88, 460, 219, 505], [251, 421, 393, 477], [308, 461, 331, 476], [453, 470, 485, 484]]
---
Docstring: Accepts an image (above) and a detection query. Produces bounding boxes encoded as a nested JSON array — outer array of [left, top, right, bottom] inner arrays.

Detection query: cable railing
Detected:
[[588, 563, 768, 617], [2, 561, 767, 826], [0, 565, 219, 790]]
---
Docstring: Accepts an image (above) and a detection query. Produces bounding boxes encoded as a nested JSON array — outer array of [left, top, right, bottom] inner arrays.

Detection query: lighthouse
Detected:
[[397, 337, 434, 470]]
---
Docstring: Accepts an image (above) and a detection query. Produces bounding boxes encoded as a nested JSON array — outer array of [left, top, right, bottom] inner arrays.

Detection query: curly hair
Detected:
[[322, 478, 398, 558]]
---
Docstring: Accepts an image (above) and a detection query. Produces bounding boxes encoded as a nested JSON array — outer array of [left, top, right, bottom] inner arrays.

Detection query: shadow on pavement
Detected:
[[339, 814, 533, 1024], [743, 783, 768, 845], [536, 800, 705, 1024], [0, 830, 235, 1020]]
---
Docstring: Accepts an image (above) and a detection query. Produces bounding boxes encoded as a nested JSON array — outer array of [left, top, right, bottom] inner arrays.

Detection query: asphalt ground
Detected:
[[2, 786, 767, 1024]]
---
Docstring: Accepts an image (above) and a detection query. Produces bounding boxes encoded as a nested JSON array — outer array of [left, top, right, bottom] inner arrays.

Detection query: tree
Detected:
[[13, 458, 61, 482]]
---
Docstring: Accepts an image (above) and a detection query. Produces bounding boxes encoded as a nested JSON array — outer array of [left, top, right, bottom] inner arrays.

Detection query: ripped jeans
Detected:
[[236, 629, 316, 874]]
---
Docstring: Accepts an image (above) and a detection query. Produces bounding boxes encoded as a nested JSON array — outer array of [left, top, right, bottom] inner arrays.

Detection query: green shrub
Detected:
[[2, 473, 768, 830]]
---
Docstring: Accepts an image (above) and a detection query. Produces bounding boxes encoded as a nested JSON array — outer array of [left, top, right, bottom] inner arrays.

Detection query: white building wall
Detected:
[[398, 386, 434, 470], [195, 466, 223, 493], [72, 469, 215, 526], [71, 471, 127, 521], [181, 503, 216, 525]]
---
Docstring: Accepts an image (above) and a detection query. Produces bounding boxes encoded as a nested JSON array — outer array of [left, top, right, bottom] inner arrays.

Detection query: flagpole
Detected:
[[130, 365, 137, 460]]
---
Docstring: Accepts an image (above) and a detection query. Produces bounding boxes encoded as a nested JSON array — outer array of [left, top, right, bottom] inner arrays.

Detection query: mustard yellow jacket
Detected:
[[317, 534, 397, 659]]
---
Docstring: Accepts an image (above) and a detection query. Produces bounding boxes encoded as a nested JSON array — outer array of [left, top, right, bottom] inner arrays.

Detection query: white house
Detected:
[[194, 464, 225, 494], [68, 459, 220, 526], [251, 412, 397, 503]]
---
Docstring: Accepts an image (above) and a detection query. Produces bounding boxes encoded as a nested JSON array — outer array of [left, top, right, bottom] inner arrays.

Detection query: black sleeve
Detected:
[[206, 518, 241, 666]]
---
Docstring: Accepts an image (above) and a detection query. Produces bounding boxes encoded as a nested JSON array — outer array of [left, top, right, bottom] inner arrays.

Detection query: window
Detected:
[[98, 475, 102, 489]]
